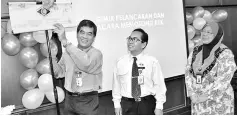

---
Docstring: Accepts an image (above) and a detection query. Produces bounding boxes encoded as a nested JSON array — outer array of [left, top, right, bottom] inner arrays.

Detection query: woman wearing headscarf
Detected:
[[185, 21, 237, 115]]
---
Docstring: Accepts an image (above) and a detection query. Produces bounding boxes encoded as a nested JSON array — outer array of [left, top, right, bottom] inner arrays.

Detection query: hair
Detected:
[[51, 32, 62, 62], [76, 19, 97, 36], [132, 28, 148, 48]]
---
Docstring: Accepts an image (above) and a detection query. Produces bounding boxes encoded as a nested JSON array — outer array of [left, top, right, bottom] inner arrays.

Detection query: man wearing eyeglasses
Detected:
[[112, 28, 167, 115]]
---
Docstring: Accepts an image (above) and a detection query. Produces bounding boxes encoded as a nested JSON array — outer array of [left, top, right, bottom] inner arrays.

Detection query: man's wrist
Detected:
[[62, 39, 71, 48], [59, 34, 66, 41]]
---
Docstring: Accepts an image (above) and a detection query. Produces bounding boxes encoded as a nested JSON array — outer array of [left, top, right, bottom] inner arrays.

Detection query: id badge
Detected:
[[76, 78, 83, 87], [196, 75, 202, 84], [138, 75, 144, 85]]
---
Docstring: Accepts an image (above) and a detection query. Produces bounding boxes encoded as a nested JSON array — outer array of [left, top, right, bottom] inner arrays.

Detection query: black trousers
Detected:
[[121, 95, 156, 115], [63, 90, 99, 115]]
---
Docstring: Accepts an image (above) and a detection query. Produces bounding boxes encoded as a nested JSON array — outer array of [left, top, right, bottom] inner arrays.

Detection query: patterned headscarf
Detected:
[[192, 22, 224, 75]]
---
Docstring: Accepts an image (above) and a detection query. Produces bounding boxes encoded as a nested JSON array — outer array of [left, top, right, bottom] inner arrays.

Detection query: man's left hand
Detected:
[[154, 109, 163, 115]]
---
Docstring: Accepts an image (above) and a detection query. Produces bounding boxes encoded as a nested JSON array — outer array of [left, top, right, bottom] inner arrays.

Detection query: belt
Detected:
[[66, 90, 98, 96], [122, 95, 154, 102]]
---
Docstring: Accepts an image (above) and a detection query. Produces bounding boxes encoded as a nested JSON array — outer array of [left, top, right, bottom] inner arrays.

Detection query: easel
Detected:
[[45, 30, 60, 115], [41, 0, 61, 114]]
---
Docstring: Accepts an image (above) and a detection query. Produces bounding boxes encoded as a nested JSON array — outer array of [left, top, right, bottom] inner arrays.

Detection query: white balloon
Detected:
[[38, 74, 53, 92], [188, 40, 195, 52], [22, 88, 44, 109], [193, 18, 206, 30], [33, 30, 52, 43], [203, 10, 212, 22], [45, 86, 65, 103]]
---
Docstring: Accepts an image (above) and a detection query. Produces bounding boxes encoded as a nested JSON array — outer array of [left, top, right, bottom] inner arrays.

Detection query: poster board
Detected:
[[8, 2, 76, 34]]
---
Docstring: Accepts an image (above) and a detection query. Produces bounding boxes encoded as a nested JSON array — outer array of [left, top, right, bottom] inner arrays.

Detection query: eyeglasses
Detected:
[[126, 36, 141, 43], [201, 31, 213, 35]]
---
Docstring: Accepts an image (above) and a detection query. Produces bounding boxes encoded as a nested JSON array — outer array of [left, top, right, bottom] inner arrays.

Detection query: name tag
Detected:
[[76, 71, 83, 87], [76, 78, 82, 87], [138, 75, 144, 85], [196, 75, 202, 84]]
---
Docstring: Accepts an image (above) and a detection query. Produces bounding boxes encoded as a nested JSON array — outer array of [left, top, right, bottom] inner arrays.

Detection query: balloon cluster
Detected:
[[186, 6, 228, 51], [1, 19, 64, 109]]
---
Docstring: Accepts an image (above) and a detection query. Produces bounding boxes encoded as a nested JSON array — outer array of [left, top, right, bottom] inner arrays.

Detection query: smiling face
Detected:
[[127, 31, 146, 56], [77, 26, 95, 49], [201, 25, 215, 44]]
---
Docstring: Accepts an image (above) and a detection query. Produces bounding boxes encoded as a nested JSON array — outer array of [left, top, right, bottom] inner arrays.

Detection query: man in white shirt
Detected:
[[52, 20, 103, 115], [112, 28, 167, 115]]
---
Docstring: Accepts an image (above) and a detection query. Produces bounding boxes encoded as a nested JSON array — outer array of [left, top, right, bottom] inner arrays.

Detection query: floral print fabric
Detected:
[[185, 45, 236, 115]]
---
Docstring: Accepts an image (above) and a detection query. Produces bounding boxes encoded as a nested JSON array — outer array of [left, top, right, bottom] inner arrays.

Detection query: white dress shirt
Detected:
[[112, 52, 167, 109]]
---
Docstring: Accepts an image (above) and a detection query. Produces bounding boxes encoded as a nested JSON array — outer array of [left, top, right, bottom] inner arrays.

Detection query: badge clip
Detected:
[[76, 71, 83, 87], [196, 75, 202, 84]]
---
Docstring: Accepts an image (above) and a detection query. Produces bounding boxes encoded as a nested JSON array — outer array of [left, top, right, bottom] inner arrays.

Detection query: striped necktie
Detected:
[[131, 57, 141, 98]]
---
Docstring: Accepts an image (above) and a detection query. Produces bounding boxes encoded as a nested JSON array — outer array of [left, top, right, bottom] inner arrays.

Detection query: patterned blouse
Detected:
[[185, 44, 236, 115]]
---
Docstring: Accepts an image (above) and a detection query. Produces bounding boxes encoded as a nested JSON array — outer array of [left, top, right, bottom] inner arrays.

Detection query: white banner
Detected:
[[8, 2, 76, 34]]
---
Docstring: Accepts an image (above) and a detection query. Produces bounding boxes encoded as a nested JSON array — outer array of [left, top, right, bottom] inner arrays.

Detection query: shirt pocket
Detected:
[[139, 64, 150, 81], [117, 67, 129, 83]]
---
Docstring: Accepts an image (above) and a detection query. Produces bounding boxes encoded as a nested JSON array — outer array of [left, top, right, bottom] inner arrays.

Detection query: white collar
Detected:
[[129, 51, 145, 61]]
